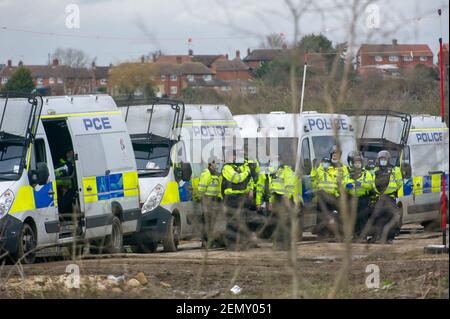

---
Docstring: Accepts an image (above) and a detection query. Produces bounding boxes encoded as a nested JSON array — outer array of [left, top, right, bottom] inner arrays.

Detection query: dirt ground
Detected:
[[0, 226, 448, 299]]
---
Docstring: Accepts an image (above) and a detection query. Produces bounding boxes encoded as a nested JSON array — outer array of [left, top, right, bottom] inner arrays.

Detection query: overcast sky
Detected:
[[0, 0, 448, 66]]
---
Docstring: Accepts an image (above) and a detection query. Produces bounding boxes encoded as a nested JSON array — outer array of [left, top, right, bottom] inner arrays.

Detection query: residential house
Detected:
[[0, 59, 94, 95], [91, 62, 111, 92], [356, 40, 434, 77], [243, 48, 283, 70], [152, 60, 218, 97]]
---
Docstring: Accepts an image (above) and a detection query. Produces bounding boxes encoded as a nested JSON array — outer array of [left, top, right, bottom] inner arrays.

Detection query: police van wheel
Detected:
[[103, 216, 123, 254], [163, 215, 179, 252], [11, 223, 37, 264]]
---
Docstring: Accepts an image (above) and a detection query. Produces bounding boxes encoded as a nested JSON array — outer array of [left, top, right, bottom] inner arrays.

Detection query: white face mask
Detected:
[[331, 158, 338, 165], [323, 163, 330, 169], [379, 159, 388, 167]]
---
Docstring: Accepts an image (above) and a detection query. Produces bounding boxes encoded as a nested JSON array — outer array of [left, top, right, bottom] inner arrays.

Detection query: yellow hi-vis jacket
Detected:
[[373, 166, 403, 198], [198, 168, 222, 199], [311, 163, 349, 197], [343, 169, 375, 197], [221, 163, 254, 196], [255, 166, 275, 206], [271, 165, 296, 199]]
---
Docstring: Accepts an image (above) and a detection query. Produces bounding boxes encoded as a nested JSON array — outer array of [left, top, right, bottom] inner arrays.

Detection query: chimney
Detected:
[[188, 49, 193, 57], [91, 60, 96, 68], [176, 56, 182, 64], [52, 58, 59, 66], [7, 59, 12, 67], [282, 43, 288, 50], [392, 39, 398, 46], [247, 48, 251, 56], [141, 55, 145, 63], [18, 60, 23, 67], [236, 50, 240, 59], [225, 54, 229, 60]]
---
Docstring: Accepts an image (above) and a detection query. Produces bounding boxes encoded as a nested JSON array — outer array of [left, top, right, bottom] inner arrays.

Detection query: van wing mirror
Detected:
[[401, 161, 412, 179], [29, 162, 49, 186], [303, 159, 312, 175]]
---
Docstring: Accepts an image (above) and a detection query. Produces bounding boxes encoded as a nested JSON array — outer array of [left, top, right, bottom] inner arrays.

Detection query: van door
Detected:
[[29, 137, 59, 246], [299, 137, 316, 228], [66, 117, 112, 240]]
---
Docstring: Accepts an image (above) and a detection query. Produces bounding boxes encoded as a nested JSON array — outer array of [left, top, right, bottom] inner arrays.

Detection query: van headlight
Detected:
[[0, 189, 15, 219], [142, 184, 164, 213]]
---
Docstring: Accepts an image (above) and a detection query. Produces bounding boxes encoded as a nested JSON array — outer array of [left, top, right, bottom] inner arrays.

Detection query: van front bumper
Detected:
[[124, 206, 171, 245], [0, 214, 22, 258]]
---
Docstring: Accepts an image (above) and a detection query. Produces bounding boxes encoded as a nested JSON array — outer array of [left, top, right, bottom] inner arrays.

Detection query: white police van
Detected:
[[0, 93, 140, 264], [233, 111, 358, 229], [350, 111, 449, 229], [121, 100, 239, 252]]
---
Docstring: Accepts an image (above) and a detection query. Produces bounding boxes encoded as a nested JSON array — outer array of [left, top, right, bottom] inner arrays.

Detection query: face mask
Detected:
[[331, 159, 338, 165], [323, 163, 330, 170], [379, 159, 388, 167]]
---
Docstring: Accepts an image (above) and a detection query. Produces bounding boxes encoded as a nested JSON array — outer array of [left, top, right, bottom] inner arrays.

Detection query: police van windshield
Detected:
[[133, 143, 170, 176], [245, 137, 298, 169], [312, 135, 355, 164], [0, 140, 25, 180]]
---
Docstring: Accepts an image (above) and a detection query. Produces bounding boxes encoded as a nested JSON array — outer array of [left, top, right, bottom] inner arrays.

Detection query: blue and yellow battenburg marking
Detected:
[[401, 173, 449, 197], [83, 171, 139, 203], [10, 181, 58, 213]]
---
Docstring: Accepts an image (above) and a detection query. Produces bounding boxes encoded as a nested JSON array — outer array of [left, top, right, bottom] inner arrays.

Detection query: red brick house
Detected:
[[356, 40, 434, 77], [243, 48, 283, 70], [0, 59, 96, 95], [91, 62, 111, 92], [152, 61, 217, 97], [211, 50, 251, 81]]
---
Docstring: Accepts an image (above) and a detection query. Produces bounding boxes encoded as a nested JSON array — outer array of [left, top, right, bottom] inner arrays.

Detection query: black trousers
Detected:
[[366, 195, 400, 242], [223, 194, 250, 248], [315, 190, 340, 237], [270, 194, 295, 249]]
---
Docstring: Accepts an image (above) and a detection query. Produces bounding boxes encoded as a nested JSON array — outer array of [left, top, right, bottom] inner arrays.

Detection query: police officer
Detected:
[[221, 149, 254, 250], [368, 150, 403, 243], [198, 156, 222, 248], [312, 145, 349, 238], [344, 151, 374, 238], [55, 149, 76, 215], [268, 156, 297, 249]]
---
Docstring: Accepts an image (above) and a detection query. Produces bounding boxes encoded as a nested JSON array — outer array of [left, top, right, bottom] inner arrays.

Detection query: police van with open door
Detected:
[[0, 93, 140, 264], [350, 110, 449, 229], [121, 100, 240, 252], [233, 111, 358, 231]]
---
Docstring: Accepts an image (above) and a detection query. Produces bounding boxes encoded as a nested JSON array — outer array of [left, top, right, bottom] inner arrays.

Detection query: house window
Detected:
[[66, 88, 72, 95], [375, 56, 383, 62], [403, 56, 413, 62], [36, 77, 44, 85], [49, 77, 55, 84], [100, 79, 107, 85], [419, 56, 427, 62], [249, 86, 257, 94], [1, 77, 8, 84], [81, 87, 87, 94], [187, 74, 195, 82], [389, 56, 399, 62], [170, 86, 178, 95], [57, 77, 63, 84], [160, 75, 166, 81], [170, 74, 177, 81], [203, 74, 212, 81]]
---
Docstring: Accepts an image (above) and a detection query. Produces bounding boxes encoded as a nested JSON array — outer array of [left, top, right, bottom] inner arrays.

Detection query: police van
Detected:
[[0, 93, 141, 263], [121, 100, 239, 252], [233, 111, 358, 229], [350, 110, 449, 229]]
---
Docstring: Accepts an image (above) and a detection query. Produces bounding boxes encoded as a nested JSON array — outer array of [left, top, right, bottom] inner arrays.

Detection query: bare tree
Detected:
[[52, 47, 90, 69]]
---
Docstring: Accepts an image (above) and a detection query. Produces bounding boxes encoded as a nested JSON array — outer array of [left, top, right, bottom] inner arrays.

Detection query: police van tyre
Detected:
[[163, 215, 179, 252], [103, 216, 123, 254], [10, 223, 37, 264]]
